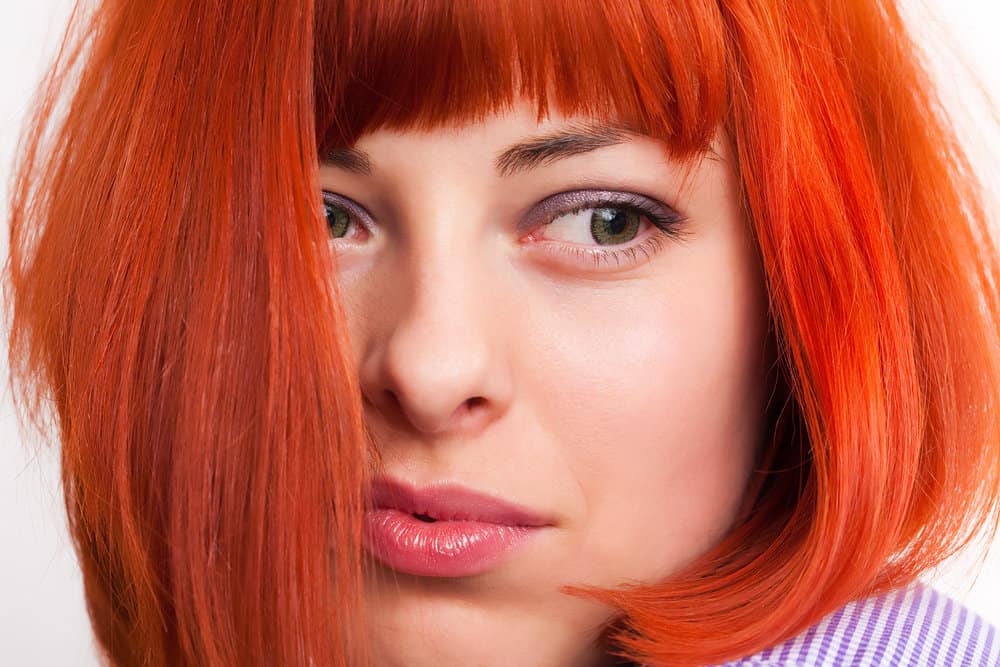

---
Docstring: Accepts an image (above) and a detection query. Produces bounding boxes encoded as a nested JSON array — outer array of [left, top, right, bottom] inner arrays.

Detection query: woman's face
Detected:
[[320, 99, 772, 667]]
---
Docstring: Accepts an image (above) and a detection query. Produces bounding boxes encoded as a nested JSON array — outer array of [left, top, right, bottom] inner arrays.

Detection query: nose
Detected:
[[357, 247, 514, 439]]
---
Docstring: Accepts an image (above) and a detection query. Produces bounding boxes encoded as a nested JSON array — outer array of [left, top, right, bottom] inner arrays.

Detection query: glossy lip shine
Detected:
[[362, 476, 552, 578]]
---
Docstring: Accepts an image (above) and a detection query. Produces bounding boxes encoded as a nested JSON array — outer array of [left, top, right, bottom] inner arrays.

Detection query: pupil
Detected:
[[607, 210, 626, 234]]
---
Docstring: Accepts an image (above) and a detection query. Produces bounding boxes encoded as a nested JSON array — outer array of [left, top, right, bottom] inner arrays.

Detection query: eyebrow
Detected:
[[493, 122, 638, 177], [321, 121, 640, 178], [324, 147, 372, 175]]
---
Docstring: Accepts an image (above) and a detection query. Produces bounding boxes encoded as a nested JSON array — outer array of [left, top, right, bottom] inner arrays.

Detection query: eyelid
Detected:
[[321, 190, 374, 228]]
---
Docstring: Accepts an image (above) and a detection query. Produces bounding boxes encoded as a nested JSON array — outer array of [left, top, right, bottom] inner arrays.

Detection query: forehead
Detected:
[[312, 0, 728, 158], [321, 100, 642, 177], [325, 101, 639, 171]]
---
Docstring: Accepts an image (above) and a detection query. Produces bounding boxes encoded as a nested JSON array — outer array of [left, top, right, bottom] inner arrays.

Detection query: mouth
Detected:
[[361, 475, 553, 577]]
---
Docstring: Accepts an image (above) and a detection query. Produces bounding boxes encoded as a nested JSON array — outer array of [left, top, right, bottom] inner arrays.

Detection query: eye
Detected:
[[545, 206, 643, 246], [321, 191, 369, 241], [524, 190, 690, 271], [325, 202, 350, 238]]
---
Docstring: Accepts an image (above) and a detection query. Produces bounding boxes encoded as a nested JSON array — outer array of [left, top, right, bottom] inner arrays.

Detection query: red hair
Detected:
[[5, 1, 1000, 665]]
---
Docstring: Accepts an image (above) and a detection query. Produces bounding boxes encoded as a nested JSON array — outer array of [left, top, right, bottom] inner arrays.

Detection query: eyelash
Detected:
[[320, 190, 690, 271], [528, 193, 690, 270]]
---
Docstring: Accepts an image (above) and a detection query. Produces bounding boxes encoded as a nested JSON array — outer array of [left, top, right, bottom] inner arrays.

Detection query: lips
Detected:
[[367, 475, 552, 527], [361, 475, 552, 577]]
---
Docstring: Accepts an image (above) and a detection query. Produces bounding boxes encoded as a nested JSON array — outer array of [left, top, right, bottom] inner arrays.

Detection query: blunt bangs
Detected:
[[313, 0, 729, 155]]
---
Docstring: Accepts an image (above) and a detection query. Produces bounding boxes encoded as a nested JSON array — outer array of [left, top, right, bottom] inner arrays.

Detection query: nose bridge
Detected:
[[360, 186, 512, 438]]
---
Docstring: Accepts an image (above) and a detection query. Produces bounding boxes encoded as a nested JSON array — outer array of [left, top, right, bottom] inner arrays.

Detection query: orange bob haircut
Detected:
[[5, 0, 1000, 665]]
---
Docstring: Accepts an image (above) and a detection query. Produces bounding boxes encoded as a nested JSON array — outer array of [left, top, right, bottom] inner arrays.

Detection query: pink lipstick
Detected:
[[362, 476, 552, 578]]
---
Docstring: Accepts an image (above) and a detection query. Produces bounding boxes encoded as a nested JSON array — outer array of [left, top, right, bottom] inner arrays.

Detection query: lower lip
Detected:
[[362, 508, 542, 577]]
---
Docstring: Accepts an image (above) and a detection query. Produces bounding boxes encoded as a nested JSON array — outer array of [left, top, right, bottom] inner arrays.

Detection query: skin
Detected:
[[319, 98, 774, 667]]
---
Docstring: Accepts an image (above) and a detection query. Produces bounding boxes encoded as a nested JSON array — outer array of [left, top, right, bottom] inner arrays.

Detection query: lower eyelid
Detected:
[[540, 231, 671, 272], [520, 216, 678, 271]]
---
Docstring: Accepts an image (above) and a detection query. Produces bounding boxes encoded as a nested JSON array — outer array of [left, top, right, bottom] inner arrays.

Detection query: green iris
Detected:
[[590, 207, 640, 245], [325, 202, 351, 238]]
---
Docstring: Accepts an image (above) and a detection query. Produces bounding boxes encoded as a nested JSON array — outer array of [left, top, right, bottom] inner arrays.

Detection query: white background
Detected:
[[1, 1, 998, 665]]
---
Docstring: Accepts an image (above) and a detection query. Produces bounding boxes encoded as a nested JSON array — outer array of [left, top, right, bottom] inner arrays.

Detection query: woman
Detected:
[[5, 0, 1000, 665]]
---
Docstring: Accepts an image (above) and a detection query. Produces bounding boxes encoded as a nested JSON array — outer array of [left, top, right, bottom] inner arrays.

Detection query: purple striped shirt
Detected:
[[697, 581, 1000, 666]]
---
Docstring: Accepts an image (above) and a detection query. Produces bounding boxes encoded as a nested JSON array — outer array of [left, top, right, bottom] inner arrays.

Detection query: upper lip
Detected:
[[368, 475, 553, 527]]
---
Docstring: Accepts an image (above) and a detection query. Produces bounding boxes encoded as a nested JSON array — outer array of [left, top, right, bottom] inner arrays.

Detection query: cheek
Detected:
[[524, 239, 769, 584]]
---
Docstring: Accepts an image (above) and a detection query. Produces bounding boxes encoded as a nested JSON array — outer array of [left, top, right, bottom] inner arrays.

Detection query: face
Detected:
[[319, 99, 773, 667]]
